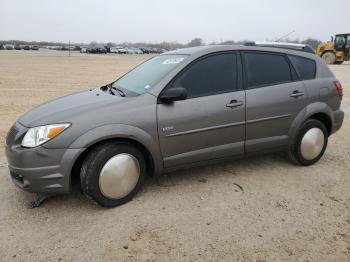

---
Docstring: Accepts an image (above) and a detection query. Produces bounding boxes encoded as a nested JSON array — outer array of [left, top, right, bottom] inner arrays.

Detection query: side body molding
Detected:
[[68, 124, 163, 176], [288, 102, 334, 145]]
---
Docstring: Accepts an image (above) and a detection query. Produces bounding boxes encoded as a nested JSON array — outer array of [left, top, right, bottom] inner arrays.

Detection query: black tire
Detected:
[[288, 119, 328, 166], [334, 61, 344, 65], [321, 52, 336, 65], [80, 141, 146, 207]]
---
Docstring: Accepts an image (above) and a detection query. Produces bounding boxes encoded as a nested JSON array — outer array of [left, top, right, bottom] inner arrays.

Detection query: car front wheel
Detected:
[[288, 119, 328, 166], [80, 141, 146, 207]]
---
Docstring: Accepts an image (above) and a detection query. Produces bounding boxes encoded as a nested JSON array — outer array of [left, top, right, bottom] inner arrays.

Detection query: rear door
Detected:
[[157, 52, 245, 168], [243, 51, 307, 152]]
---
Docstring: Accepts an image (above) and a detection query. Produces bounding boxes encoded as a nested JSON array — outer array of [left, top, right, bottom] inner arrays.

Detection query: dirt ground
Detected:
[[0, 50, 349, 262]]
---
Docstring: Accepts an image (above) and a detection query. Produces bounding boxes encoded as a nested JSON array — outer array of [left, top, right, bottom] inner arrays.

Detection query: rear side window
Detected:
[[244, 52, 292, 88], [170, 53, 238, 98], [288, 55, 316, 80]]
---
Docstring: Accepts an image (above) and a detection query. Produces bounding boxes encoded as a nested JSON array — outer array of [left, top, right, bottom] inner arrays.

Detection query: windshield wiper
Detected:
[[101, 84, 125, 97], [110, 86, 125, 97]]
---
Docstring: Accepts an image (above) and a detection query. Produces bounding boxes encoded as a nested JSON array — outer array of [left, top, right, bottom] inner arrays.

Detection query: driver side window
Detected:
[[169, 53, 238, 98]]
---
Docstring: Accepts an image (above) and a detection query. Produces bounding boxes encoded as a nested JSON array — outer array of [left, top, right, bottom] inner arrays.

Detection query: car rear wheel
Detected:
[[288, 119, 328, 166], [321, 52, 336, 64], [80, 141, 146, 207]]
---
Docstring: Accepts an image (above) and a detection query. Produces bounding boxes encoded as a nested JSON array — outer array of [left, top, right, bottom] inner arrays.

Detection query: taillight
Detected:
[[335, 81, 343, 98]]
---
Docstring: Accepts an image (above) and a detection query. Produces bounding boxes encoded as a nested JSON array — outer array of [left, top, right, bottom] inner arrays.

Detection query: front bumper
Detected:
[[5, 122, 84, 194]]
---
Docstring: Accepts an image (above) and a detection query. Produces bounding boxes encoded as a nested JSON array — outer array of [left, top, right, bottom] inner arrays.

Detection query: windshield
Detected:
[[112, 54, 188, 95]]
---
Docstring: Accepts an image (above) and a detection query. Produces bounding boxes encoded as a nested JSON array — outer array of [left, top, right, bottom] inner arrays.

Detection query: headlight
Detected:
[[21, 123, 70, 148]]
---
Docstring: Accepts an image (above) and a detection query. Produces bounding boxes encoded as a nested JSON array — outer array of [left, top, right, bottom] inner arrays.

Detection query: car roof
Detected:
[[165, 46, 214, 55], [165, 45, 317, 60]]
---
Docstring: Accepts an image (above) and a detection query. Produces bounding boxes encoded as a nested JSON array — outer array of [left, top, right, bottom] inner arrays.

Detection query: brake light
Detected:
[[335, 81, 343, 98]]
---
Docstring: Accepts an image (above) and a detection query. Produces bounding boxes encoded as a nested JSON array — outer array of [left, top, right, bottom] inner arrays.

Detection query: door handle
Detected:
[[226, 100, 243, 108], [290, 90, 304, 98]]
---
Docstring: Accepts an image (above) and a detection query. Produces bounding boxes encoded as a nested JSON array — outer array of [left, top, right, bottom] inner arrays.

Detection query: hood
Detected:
[[19, 88, 124, 127]]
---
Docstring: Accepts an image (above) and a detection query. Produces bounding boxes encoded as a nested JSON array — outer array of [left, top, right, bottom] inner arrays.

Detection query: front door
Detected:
[[157, 52, 245, 168]]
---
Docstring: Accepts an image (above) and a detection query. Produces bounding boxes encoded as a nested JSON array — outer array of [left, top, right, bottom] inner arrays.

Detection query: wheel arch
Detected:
[[68, 124, 163, 190], [308, 113, 332, 135], [70, 137, 157, 190], [288, 102, 334, 145]]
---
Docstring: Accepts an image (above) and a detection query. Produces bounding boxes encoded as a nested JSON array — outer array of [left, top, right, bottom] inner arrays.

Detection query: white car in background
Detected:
[[125, 47, 143, 54], [80, 47, 87, 53], [110, 47, 127, 54], [135, 48, 144, 54]]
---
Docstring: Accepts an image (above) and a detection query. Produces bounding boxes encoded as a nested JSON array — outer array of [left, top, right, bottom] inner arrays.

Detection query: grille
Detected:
[[6, 124, 18, 146]]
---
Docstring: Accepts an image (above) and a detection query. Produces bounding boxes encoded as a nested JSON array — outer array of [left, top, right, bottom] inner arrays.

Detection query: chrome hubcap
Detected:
[[300, 128, 325, 160], [99, 153, 140, 199]]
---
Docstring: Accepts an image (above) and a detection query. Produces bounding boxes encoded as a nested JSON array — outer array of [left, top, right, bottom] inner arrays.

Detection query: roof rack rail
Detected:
[[244, 41, 315, 54]]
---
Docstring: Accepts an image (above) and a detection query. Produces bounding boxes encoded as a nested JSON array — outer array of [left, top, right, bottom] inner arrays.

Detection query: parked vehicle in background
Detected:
[[316, 33, 350, 64], [104, 46, 111, 53], [31, 46, 39, 51], [5, 45, 14, 50], [14, 45, 22, 50], [46, 46, 61, 51], [5, 44, 344, 207], [0, 44, 4, 50], [140, 47, 150, 54], [117, 47, 127, 54], [110, 47, 120, 53], [134, 48, 143, 54], [110, 47, 126, 54], [97, 47, 107, 54], [80, 47, 87, 53], [23, 46, 30, 50], [87, 46, 107, 54], [148, 47, 164, 54], [124, 47, 136, 54], [124, 47, 143, 54]]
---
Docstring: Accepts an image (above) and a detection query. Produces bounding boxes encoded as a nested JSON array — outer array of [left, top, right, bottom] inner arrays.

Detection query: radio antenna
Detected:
[[276, 30, 296, 42]]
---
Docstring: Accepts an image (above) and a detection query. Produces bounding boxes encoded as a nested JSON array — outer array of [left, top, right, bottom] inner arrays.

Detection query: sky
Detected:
[[0, 0, 349, 44]]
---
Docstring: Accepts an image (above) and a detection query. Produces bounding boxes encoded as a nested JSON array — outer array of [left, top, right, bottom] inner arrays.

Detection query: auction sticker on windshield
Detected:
[[162, 57, 185, 65]]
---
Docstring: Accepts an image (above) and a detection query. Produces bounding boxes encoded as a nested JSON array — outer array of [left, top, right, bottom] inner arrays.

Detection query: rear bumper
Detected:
[[332, 109, 344, 134], [5, 144, 84, 194]]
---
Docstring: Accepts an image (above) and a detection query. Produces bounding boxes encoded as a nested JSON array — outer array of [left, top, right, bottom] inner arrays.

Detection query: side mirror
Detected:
[[160, 87, 187, 103]]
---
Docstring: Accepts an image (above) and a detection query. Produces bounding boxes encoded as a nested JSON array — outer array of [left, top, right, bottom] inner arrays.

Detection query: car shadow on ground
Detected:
[[10, 152, 294, 211]]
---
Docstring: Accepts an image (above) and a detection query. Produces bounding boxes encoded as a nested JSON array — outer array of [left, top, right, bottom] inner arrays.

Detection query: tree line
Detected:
[[0, 37, 322, 50]]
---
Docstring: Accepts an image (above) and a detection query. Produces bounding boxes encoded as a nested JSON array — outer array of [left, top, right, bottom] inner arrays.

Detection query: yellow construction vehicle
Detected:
[[316, 33, 350, 64]]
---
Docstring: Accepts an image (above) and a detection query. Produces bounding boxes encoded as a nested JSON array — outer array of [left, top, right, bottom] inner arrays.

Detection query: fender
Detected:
[[288, 102, 334, 145], [68, 124, 163, 175]]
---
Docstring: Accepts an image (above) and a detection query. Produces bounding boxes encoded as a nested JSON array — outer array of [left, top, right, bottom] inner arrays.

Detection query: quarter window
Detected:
[[288, 55, 316, 80], [244, 52, 292, 88], [169, 53, 238, 98]]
